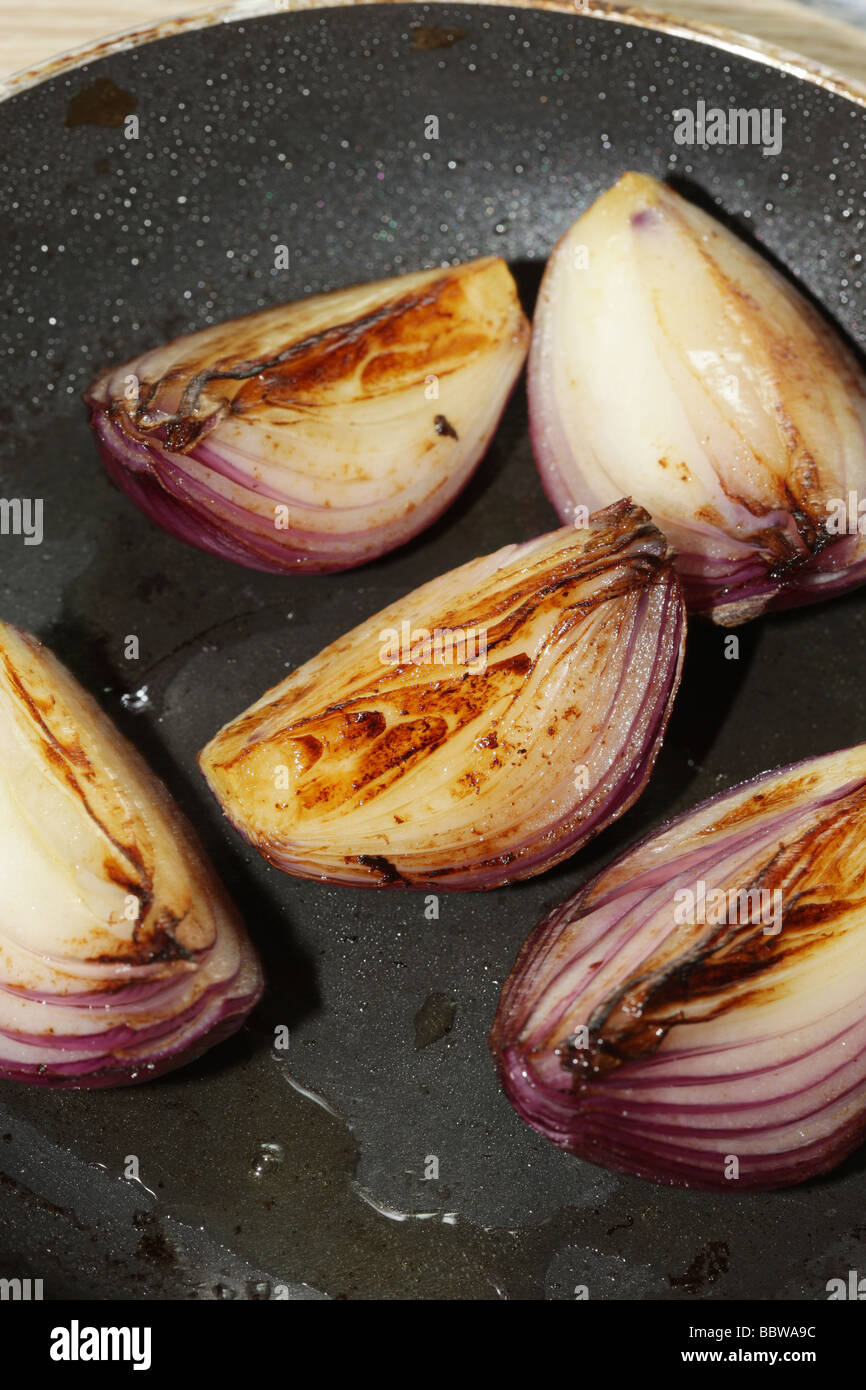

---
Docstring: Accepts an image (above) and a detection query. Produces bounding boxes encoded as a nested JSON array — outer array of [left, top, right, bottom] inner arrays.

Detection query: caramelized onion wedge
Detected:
[[85, 258, 529, 573], [198, 501, 685, 890], [0, 622, 262, 1088], [529, 172, 866, 625], [491, 744, 866, 1189]]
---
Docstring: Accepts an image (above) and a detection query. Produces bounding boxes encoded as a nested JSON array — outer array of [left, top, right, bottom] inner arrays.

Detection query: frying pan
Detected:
[[2, 0, 866, 1300]]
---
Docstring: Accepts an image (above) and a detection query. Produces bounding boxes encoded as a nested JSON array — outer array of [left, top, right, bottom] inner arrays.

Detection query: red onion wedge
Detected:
[[85, 258, 529, 574], [198, 501, 685, 890], [491, 743, 866, 1189], [529, 172, 866, 626], [0, 622, 262, 1088]]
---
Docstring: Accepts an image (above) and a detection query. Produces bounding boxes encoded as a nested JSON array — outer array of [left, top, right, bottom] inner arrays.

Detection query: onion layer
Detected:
[[529, 172, 866, 625], [198, 500, 685, 889], [0, 622, 262, 1088], [85, 258, 529, 573], [491, 744, 866, 1189]]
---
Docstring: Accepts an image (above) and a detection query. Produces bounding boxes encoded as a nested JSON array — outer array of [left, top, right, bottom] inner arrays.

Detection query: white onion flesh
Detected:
[[85, 258, 529, 573], [529, 172, 866, 625], [0, 622, 262, 1088]]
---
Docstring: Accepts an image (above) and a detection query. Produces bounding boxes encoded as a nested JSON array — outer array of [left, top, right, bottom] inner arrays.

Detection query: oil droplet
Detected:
[[250, 1141, 285, 1178], [121, 685, 150, 712]]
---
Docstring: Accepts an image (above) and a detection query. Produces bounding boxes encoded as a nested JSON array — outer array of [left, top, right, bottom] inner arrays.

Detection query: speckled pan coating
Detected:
[[2, 0, 866, 1301]]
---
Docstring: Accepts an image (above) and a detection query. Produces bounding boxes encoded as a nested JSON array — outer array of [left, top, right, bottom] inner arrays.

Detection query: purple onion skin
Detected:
[[88, 399, 515, 577], [673, 533, 866, 625], [491, 745, 866, 1190], [0, 990, 260, 1090]]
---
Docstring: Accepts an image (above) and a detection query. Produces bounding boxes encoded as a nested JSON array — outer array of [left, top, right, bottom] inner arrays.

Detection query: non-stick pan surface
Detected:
[[2, 0, 866, 1299]]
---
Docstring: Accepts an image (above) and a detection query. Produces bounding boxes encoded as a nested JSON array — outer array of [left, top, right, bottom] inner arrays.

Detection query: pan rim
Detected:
[[1, 0, 865, 109]]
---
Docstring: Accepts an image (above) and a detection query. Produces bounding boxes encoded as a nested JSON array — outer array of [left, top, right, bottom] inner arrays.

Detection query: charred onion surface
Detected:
[[199, 501, 685, 889], [491, 743, 866, 1189], [86, 258, 529, 573]]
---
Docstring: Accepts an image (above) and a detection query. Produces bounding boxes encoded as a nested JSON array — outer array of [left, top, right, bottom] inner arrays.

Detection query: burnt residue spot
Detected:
[[410, 24, 468, 51], [65, 78, 137, 129], [344, 709, 387, 742], [668, 1241, 729, 1293], [42, 739, 86, 784], [295, 711, 448, 812], [288, 733, 323, 776], [142, 912, 194, 963], [135, 571, 169, 602], [348, 854, 406, 885], [498, 652, 531, 678], [434, 414, 458, 439], [94, 910, 193, 966], [102, 855, 146, 900], [606, 1214, 634, 1238], [414, 992, 457, 1049], [476, 849, 517, 871], [704, 775, 819, 833], [0, 1171, 88, 1231], [133, 1211, 177, 1267], [164, 415, 211, 452]]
